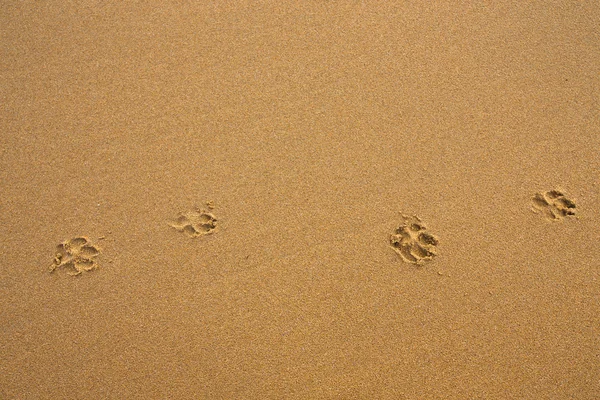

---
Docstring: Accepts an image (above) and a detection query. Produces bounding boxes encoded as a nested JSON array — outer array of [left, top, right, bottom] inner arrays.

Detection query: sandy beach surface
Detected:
[[1, 2, 599, 398]]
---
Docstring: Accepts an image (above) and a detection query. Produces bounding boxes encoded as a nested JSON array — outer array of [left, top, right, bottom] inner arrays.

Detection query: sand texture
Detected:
[[1, 2, 599, 399]]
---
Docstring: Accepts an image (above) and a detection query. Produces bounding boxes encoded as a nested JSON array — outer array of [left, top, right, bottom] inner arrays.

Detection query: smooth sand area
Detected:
[[1, 2, 599, 398]]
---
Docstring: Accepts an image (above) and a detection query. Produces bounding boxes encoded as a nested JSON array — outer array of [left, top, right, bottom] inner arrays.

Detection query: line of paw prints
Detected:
[[390, 215, 439, 265], [50, 237, 100, 276], [49, 193, 578, 275], [532, 190, 576, 221], [169, 208, 217, 237]]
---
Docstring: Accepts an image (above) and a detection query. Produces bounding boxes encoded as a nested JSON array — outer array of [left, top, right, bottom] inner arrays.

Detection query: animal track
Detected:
[[390, 215, 439, 264], [169, 208, 217, 237], [532, 190, 576, 220], [50, 237, 100, 276]]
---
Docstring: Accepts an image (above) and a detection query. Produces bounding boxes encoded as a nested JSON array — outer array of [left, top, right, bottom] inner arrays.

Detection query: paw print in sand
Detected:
[[390, 215, 439, 264], [532, 190, 576, 220], [50, 237, 100, 276], [169, 208, 217, 237]]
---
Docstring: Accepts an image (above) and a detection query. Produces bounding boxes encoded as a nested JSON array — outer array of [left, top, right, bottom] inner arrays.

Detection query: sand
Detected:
[[1, 1, 599, 398]]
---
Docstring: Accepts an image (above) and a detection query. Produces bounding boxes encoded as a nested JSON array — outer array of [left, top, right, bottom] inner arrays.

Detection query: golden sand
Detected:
[[1, 2, 598, 398]]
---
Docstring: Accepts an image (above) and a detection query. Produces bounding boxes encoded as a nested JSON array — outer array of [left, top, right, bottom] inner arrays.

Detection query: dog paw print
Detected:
[[390, 215, 439, 264], [169, 208, 217, 237], [50, 237, 100, 276], [532, 190, 576, 220]]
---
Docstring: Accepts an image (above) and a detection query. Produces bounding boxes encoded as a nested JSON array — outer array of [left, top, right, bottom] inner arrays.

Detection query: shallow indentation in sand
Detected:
[[532, 190, 576, 221], [169, 208, 217, 238], [390, 215, 439, 265], [50, 237, 101, 276]]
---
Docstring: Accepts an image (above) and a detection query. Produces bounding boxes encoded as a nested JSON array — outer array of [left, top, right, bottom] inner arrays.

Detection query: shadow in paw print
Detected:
[[50, 237, 100, 276], [390, 215, 439, 265], [532, 190, 576, 220], [169, 208, 217, 237]]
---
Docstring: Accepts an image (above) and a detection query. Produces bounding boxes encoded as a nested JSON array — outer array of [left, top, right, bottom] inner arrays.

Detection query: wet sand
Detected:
[[1, 2, 599, 398]]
